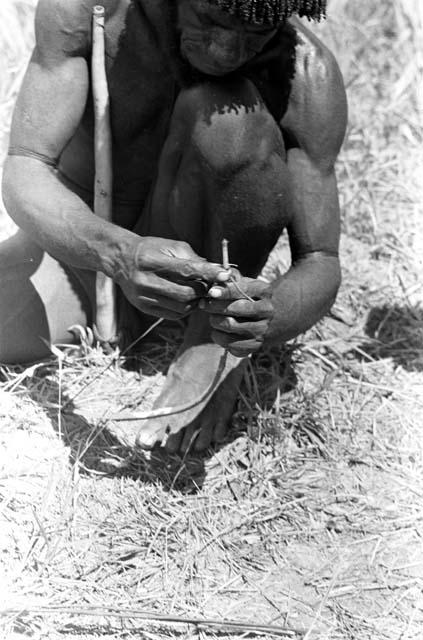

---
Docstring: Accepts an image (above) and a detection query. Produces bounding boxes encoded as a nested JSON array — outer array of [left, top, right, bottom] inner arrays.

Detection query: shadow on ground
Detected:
[[24, 344, 297, 494], [360, 304, 423, 372], [33, 377, 210, 494]]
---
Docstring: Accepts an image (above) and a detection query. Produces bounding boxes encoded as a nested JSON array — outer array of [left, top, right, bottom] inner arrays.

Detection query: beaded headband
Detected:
[[206, 0, 327, 25]]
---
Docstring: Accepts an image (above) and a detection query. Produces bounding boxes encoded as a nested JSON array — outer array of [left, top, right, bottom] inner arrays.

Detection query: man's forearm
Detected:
[[2, 156, 135, 278], [266, 253, 341, 344]]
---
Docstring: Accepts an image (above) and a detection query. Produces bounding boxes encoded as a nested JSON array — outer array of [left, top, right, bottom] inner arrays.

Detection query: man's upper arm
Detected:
[[8, 0, 91, 163], [281, 24, 347, 260], [282, 22, 347, 171]]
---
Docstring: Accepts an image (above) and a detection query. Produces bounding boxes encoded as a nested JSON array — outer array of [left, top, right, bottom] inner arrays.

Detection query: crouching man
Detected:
[[0, 0, 347, 452]]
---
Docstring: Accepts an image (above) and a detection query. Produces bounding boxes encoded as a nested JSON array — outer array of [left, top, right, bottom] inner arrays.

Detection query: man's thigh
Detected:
[[0, 229, 94, 364]]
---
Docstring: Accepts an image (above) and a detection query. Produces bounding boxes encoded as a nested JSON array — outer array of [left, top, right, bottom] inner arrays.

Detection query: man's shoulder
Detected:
[[35, 0, 125, 58], [290, 18, 346, 112], [282, 18, 347, 168]]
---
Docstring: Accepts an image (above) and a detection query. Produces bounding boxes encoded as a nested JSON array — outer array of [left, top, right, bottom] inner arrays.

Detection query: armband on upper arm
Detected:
[[8, 145, 58, 168]]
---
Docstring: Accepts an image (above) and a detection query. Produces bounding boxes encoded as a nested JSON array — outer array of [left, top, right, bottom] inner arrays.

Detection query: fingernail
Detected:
[[209, 287, 223, 298], [216, 271, 230, 282]]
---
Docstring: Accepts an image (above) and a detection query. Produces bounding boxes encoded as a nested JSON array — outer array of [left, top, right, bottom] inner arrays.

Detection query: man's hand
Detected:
[[116, 236, 230, 320], [201, 276, 274, 357]]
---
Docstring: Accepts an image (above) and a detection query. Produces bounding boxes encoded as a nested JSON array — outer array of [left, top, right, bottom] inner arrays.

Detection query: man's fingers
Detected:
[[141, 305, 187, 321], [131, 272, 205, 302], [158, 256, 230, 285], [137, 298, 194, 320], [131, 292, 194, 315], [208, 279, 270, 300], [211, 329, 262, 356], [209, 315, 269, 337], [203, 297, 274, 319]]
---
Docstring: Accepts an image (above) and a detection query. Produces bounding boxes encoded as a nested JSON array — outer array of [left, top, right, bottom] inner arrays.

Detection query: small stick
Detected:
[[110, 351, 229, 424], [222, 238, 230, 270], [220, 238, 255, 302], [0, 605, 301, 637]]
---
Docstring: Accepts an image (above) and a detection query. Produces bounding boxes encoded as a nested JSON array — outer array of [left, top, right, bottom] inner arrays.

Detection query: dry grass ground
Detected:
[[1, 0, 422, 638]]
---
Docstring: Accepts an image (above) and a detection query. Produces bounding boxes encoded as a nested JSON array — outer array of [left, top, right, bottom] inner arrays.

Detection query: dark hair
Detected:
[[206, 0, 327, 25]]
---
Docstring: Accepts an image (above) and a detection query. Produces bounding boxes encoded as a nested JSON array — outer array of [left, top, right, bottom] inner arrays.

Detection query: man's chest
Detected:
[[104, 0, 175, 146]]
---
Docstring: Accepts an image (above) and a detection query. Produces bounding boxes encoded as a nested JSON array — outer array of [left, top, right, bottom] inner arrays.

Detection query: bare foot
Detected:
[[134, 342, 245, 451], [112, 311, 247, 453]]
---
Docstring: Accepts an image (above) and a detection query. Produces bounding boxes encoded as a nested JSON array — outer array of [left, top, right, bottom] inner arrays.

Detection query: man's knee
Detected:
[[174, 80, 285, 176]]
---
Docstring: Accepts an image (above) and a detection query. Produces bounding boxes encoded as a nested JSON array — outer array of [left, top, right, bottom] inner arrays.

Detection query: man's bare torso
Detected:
[[56, 0, 332, 229]]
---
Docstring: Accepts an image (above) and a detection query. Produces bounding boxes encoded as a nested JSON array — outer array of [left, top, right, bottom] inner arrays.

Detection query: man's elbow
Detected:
[[326, 256, 342, 306], [317, 255, 342, 321], [2, 156, 37, 227], [297, 251, 341, 301], [2, 157, 18, 221], [299, 252, 342, 322]]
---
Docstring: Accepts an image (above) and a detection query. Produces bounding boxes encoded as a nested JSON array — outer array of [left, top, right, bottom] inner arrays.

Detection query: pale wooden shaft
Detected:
[[92, 5, 117, 341]]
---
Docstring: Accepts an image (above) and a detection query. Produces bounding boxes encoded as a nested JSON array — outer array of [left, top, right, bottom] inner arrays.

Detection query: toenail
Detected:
[[136, 432, 156, 448]]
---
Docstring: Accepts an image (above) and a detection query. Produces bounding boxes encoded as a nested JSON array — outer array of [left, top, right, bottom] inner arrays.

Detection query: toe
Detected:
[[165, 431, 183, 453], [213, 419, 229, 443], [194, 414, 215, 452], [181, 424, 200, 454], [136, 430, 158, 450], [136, 421, 165, 450]]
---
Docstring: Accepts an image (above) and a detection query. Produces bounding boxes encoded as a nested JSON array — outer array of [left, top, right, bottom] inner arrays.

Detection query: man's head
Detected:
[[177, 0, 325, 77]]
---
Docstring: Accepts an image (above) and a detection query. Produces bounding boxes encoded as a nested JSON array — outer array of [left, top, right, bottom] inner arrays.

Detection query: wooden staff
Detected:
[[92, 5, 117, 344]]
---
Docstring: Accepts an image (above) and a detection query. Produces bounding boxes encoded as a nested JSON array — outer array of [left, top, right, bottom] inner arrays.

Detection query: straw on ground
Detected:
[[0, 1, 422, 639]]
